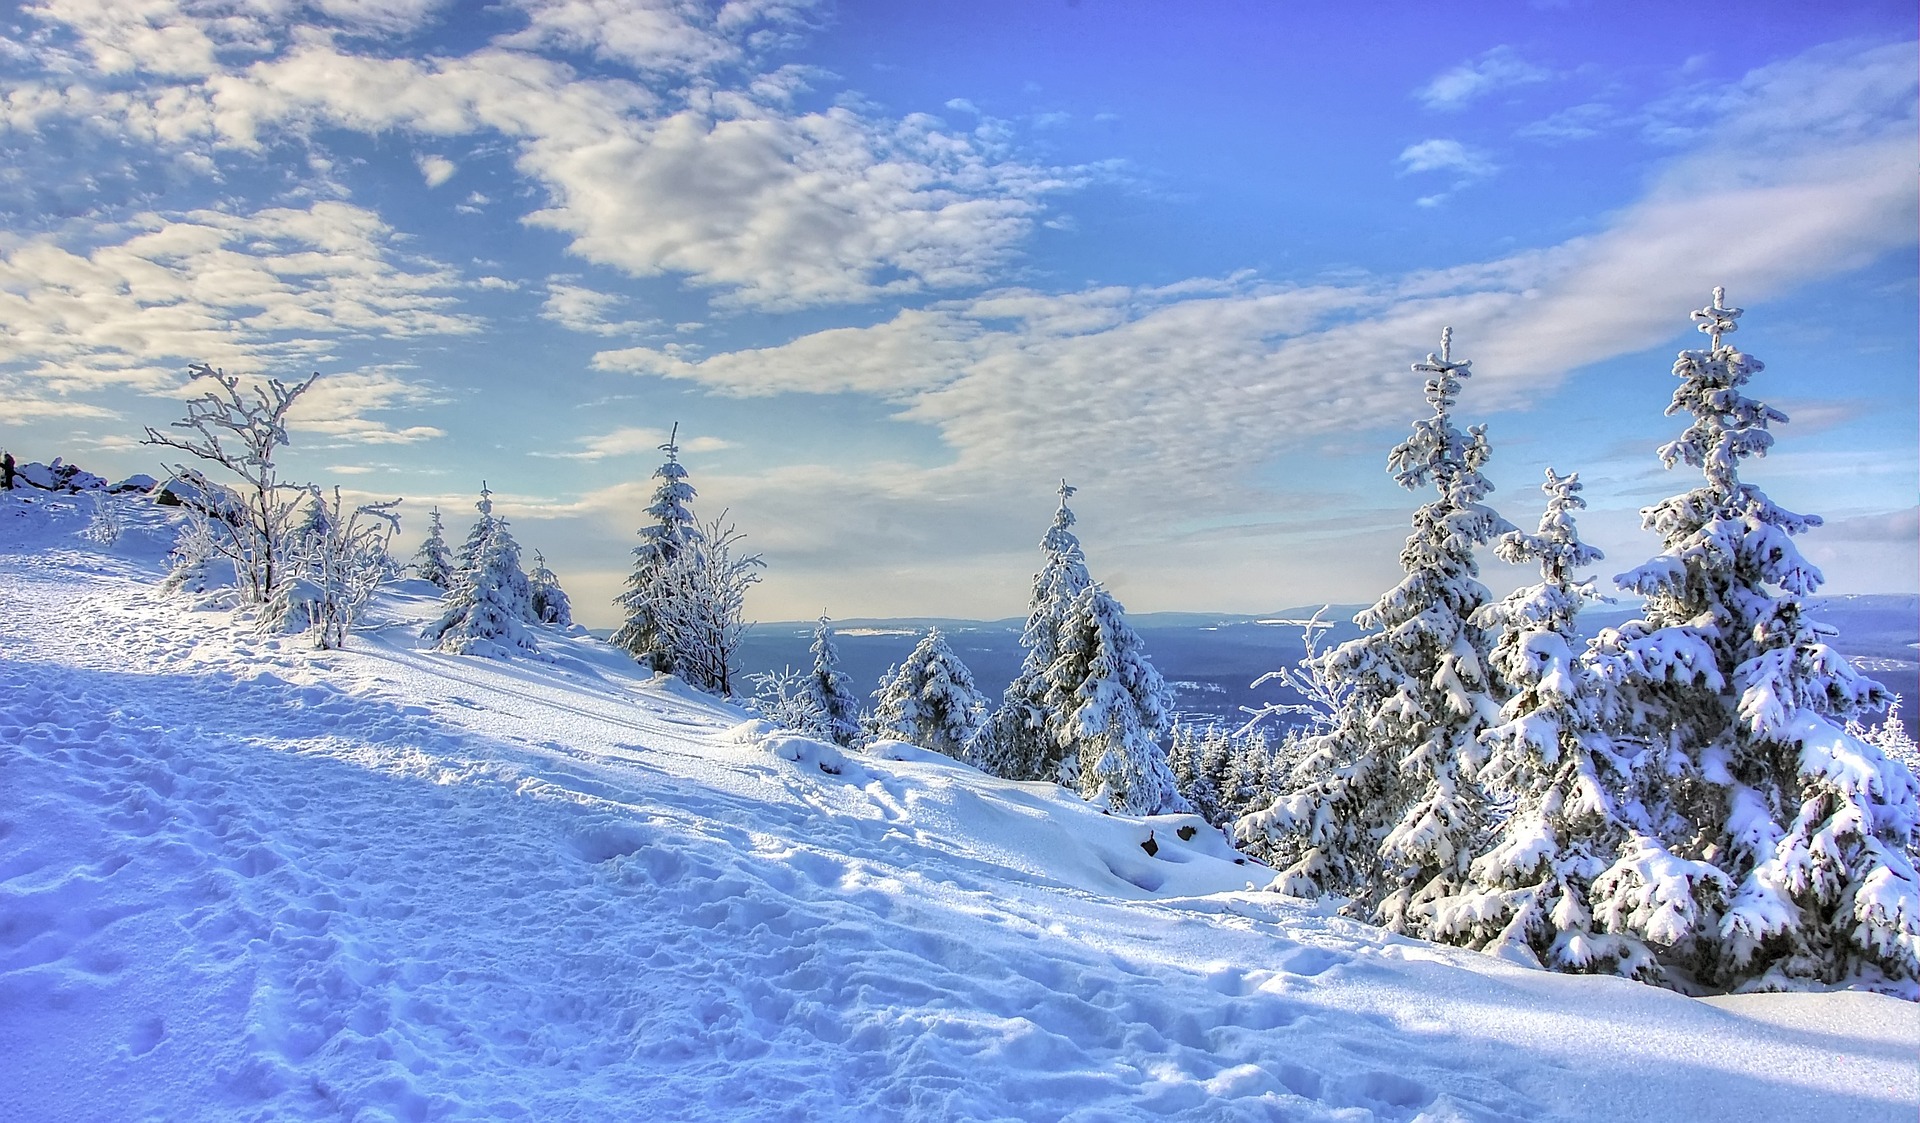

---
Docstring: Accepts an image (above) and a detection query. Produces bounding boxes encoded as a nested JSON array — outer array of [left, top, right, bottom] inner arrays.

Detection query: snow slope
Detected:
[[2, 493, 1914, 1122]]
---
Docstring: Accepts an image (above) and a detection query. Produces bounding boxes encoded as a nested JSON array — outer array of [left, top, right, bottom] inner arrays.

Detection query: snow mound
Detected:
[[2, 492, 1914, 1123]]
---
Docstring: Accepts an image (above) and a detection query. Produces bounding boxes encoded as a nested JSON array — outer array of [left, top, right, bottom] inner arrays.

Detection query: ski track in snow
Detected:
[[1, 495, 1915, 1122]]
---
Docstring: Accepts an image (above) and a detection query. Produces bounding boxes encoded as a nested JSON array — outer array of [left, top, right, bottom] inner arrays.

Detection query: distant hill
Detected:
[[738, 595, 1918, 734]]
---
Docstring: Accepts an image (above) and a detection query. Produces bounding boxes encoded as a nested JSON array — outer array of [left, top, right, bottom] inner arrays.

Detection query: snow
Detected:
[[3, 491, 1915, 1122]]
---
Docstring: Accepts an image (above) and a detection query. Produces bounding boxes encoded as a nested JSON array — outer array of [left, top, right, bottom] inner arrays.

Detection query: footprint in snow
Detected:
[[1279, 946, 1344, 978], [126, 1015, 167, 1057]]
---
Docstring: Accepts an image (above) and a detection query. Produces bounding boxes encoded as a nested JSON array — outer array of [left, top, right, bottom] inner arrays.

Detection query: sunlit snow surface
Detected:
[[2, 494, 1914, 1122]]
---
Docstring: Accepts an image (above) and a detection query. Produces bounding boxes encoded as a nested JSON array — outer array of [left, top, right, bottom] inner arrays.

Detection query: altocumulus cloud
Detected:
[[4, 0, 1073, 311]]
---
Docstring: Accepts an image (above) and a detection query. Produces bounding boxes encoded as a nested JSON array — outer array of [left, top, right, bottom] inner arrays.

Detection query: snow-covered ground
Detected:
[[3, 493, 1914, 1122]]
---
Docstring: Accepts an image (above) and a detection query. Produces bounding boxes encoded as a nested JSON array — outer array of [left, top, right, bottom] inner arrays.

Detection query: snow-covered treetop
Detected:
[[1500, 469, 1603, 586], [1356, 328, 1512, 637], [1624, 287, 1823, 600], [1660, 287, 1790, 496], [1388, 327, 1495, 506], [1484, 469, 1606, 642], [647, 424, 696, 522], [637, 423, 702, 564], [1041, 479, 1088, 584], [810, 614, 842, 671], [1019, 479, 1095, 668], [457, 482, 499, 571]]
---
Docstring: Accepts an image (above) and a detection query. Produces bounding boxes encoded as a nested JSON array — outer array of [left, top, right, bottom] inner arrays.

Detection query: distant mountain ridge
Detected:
[[736, 595, 1917, 735]]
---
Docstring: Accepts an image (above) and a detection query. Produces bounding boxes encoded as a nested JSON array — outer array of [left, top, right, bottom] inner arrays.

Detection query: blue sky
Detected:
[[1, 0, 1914, 625]]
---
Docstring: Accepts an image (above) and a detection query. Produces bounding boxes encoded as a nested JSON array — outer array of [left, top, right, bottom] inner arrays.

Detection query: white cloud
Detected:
[[416, 153, 457, 187], [24, 0, 276, 79], [1397, 138, 1496, 178], [532, 425, 733, 460], [286, 368, 448, 445], [593, 307, 985, 397], [497, 0, 813, 74], [539, 280, 656, 336], [0, 201, 477, 438], [1517, 102, 1617, 143], [587, 38, 1916, 535], [8, 3, 1070, 310], [1416, 46, 1552, 111], [313, 0, 452, 37]]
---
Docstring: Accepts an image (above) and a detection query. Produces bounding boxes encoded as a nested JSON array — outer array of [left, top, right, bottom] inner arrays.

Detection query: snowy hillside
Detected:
[[3, 492, 1915, 1123]]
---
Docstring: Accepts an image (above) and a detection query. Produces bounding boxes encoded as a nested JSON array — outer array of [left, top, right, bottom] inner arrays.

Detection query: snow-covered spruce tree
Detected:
[[1592, 289, 1916, 993], [803, 616, 865, 748], [1045, 583, 1186, 816], [1180, 724, 1238, 826], [413, 506, 454, 589], [528, 550, 573, 627], [423, 494, 538, 657], [975, 481, 1095, 780], [1849, 698, 1920, 870], [142, 364, 317, 605], [1168, 722, 1209, 815], [631, 514, 762, 695], [1222, 729, 1275, 823], [1424, 469, 1657, 975], [1849, 697, 1918, 778], [612, 425, 705, 674], [1238, 329, 1512, 933], [873, 628, 989, 760]]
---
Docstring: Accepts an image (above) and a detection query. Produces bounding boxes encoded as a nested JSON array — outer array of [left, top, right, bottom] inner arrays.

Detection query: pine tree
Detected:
[[873, 628, 988, 760], [976, 481, 1095, 780], [412, 506, 454, 589], [1849, 697, 1918, 778], [1168, 722, 1205, 811], [1047, 583, 1186, 816], [803, 616, 865, 748], [612, 424, 704, 674], [1191, 725, 1235, 825], [528, 549, 573, 627], [455, 482, 499, 573], [1238, 329, 1512, 933], [1222, 730, 1273, 823], [423, 493, 538, 657], [1593, 289, 1916, 993], [1427, 469, 1656, 976]]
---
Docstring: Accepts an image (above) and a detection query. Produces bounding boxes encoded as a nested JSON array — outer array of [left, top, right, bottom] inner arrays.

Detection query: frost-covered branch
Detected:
[[632, 513, 764, 695], [142, 364, 318, 605]]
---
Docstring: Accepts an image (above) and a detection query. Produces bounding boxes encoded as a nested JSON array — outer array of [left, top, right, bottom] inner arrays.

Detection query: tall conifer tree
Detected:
[[612, 425, 704, 673], [1239, 329, 1512, 933], [1430, 469, 1654, 975], [1050, 583, 1185, 815], [804, 615, 865, 748], [1591, 289, 1916, 991], [412, 506, 453, 589], [976, 481, 1094, 780]]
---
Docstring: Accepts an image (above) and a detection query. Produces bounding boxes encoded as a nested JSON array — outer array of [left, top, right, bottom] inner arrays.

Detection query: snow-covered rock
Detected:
[[14, 457, 108, 492]]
